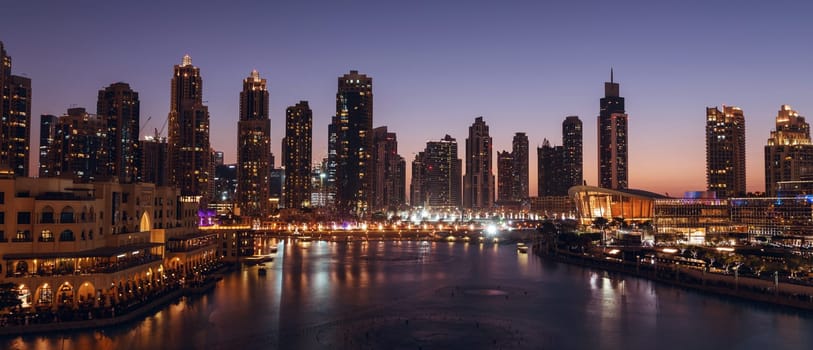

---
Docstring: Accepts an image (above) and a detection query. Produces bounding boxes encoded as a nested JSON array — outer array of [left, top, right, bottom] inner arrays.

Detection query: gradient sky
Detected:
[[2, 0, 812, 197]]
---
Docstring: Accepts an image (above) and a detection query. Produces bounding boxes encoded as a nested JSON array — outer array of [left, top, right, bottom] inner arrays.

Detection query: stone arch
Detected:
[[77, 281, 95, 305], [34, 283, 53, 306], [57, 282, 74, 307], [40, 205, 55, 223], [59, 229, 75, 241], [81, 206, 88, 222], [60, 206, 75, 223]]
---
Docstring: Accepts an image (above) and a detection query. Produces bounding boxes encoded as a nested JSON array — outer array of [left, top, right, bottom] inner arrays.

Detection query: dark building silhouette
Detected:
[[538, 116, 584, 196], [497, 132, 529, 203], [372, 126, 406, 211], [562, 116, 583, 189], [97, 82, 140, 183], [0, 42, 32, 177], [497, 150, 514, 202], [463, 117, 494, 209], [43, 108, 106, 182], [38, 114, 56, 177], [764, 105, 813, 196], [411, 135, 461, 208], [167, 55, 211, 205], [331, 71, 373, 216], [140, 136, 167, 186], [598, 70, 628, 190], [706, 105, 745, 198], [237, 70, 271, 217], [283, 101, 312, 209], [512, 132, 529, 200]]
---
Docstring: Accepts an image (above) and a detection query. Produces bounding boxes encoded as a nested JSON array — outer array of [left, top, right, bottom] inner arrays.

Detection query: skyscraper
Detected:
[[167, 55, 211, 205], [598, 70, 628, 190], [497, 151, 514, 202], [283, 101, 312, 209], [765, 105, 813, 196], [0, 42, 32, 177], [411, 135, 462, 208], [237, 70, 271, 217], [372, 126, 406, 211], [97, 82, 140, 183], [562, 116, 583, 189], [463, 117, 494, 209], [38, 114, 56, 178], [537, 116, 584, 196], [537, 139, 563, 196], [140, 136, 168, 186], [706, 105, 746, 198], [512, 132, 529, 200], [43, 108, 106, 182], [332, 71, 373, 216]]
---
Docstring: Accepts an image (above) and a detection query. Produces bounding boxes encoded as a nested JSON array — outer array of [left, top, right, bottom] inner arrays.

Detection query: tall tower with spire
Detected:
[[597, 70, 628, 189], [237, 69, 271, 217], [167, 55, 211, 205]]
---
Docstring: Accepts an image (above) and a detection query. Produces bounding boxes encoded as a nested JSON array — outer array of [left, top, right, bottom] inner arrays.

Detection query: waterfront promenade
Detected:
[[534, 241, 813, 312]]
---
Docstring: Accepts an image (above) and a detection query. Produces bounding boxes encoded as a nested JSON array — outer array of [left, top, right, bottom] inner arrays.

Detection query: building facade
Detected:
[[706, 105, 746, 198], [283, 101, 312, 209], [331, 71, 373, 216], [463, 117, 494, 209], [97, 82, 140, 183], [411, 135, 462, 208], [167, 55, 211, 206], [237, 70, 271, 217], [497, 151, 514, 203], [765, 105, 813, 196], [0, 41, 31, 178], [0, 177, 212, 311], [372, 126, 405, 211], [562, 116, 583, 190], [598, 72, 628, 190], [38, 115, 56, 178], [41, 108, 106, 182]]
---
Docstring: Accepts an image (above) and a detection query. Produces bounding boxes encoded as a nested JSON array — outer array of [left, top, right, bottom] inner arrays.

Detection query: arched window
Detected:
[[60, 206, 75, 223], [59, 230, 75, 242], [40, 206, 55, 223]]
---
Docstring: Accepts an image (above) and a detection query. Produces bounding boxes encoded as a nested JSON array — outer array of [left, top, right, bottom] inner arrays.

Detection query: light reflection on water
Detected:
[[3, 239, 813, 349]]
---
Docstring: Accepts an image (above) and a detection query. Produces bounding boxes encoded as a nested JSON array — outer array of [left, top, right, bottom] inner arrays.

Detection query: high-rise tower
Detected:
[[598, 70, 628, 190], [332, 70, 373, 216], [283, 101, 312, 209], [0, 42, 32, 177], [167, 55, 211, 205], [237, 70, 271, 216], [372, 126, 406, 211], [411, 135, 462, 208], [562, 116, 583, 190], [97, 82, 140, 183], [512, 132, 529, 200], [706, 105, 746, 198], [463, 116, 494, 209], [765, 105, 813, 196]]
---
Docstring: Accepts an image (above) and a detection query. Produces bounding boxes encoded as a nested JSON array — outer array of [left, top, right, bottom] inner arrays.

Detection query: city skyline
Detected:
[[3, 1, 813, 197]]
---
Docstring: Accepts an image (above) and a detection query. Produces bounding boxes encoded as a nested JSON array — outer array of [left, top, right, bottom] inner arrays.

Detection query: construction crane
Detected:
[[157, 115, 169, 139], [139, 116, 152, 136]]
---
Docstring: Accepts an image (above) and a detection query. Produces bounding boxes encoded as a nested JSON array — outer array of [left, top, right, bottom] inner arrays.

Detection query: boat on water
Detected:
[[517, 243, 528, 254], [258, 267, 267, 275]]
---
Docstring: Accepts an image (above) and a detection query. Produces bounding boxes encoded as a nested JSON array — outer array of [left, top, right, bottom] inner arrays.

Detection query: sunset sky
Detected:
[[3, 0, 812, 197]]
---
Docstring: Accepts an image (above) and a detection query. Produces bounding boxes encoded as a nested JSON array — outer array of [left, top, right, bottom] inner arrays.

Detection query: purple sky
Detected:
[[3, 0, 812, 196]]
